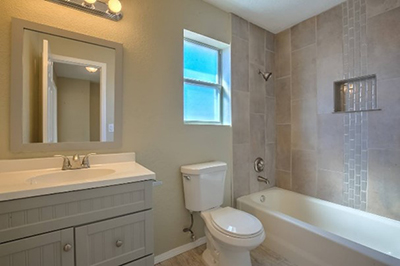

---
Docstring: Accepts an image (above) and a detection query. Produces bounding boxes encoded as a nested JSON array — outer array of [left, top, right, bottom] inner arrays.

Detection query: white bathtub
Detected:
[[237, 187, 400, 266]]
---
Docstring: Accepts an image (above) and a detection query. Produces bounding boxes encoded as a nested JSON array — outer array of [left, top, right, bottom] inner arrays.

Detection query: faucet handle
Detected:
[[54, 155, 71, 170], [82, 153, 96, 168]]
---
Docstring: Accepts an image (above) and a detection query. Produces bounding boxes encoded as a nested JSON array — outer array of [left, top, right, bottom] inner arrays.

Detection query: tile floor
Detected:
[[155, 244, 297, 266]]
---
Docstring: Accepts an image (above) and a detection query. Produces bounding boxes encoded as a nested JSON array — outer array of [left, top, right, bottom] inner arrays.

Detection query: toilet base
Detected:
[[202, 249, 217, 266]]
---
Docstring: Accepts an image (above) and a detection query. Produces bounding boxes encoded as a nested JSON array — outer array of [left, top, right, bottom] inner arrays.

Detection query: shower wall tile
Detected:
[[265, 97, 276, 144], [317, 170, 343, 204], [265, 50, 275, 97], [250, 113, 266, 160], [368, 149, 400, 221], [291, 44, 317, 100], [276, 77, 291, 124], [231, 36, 249, 92], [292, 99, 317, 150], [232, 14, 249, 40], [367, 7, 400, 80], [233, 143, 250, 199], [368, 77, 400, 150], [318, 114, 344, 172], [250, 63, 266, 114], [276, 125, 291, 171], [250, 24, 266, 66], [292, 149, 317, 197], [291, 17, 316, 51], [275, 29, 291, 78], [264, 143, 276, 186], [276, 170, 291, 190], [265, 30, 275, 52], [232, 90, 250, 144], [366, 0, 400, 18], [317, 5, 343, 114]]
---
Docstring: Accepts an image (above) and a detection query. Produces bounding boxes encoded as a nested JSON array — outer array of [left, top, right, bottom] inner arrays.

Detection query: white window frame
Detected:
[[183, 38, 224, 125]]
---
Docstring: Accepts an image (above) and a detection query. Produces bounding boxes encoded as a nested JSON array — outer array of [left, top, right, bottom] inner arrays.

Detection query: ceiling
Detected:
[[203, 0, 345, 33], [54, 62, 101, 83]]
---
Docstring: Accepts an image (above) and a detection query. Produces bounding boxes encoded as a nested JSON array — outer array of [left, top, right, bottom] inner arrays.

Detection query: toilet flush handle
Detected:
[[183, 175, 191, 180]]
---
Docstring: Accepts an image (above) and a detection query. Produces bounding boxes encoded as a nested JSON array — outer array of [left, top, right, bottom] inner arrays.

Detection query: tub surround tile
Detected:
[[276, 125, 291, 171], [367, 6, 400, 80], [231, 36, 249, 92], [366, 0, 400, 18], [275, 30, 291, 78], [317, 170, 343, 204], [232, 14, 249, 40], [292, 149, 317, 197], [232, 90, 250, 144], [265, 50, 275, 97], [292, 99, 317, 151], [368, 149, 400, 221], [316, 5, 343, 114], [233, 143, 250, 199], [266, 97, 276, 144], [291, 44, 317, 101], [291, 17, 316, 51], [318, 114, 344, 172], [276, 170, 291, 190], [262, 143, 276, 190], [276, 77, 291, 125], [265, 30, 275, 52], [250, 113, 266, 160], [250, 23, 266, 66], [250, 63, 266, 114]]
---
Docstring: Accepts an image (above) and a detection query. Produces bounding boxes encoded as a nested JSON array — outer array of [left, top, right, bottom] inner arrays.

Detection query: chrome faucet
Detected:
[[55, 153, 96, 170], [257, 176, 271, 185]]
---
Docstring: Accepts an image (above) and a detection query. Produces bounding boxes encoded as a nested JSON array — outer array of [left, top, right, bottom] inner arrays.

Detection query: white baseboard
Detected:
[[154, 237, 206, 264]]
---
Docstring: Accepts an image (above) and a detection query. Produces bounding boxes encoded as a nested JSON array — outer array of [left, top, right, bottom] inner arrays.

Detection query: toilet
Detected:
[[181, 162, 265, 266]]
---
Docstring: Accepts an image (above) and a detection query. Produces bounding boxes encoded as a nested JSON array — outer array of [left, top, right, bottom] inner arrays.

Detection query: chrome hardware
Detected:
[[63, 244, 72, 252], [116, 240, 123, 247], [183, 175, 191, 181], [257, 176, 270, 185], [260, 195, 266, 202], [82, 153, 96, 168], [254, 158, 265, 173], [54, 155, 71, 170]]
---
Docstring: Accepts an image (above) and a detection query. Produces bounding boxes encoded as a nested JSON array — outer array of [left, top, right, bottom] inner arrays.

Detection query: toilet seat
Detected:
[[210, 207, 263, 239]]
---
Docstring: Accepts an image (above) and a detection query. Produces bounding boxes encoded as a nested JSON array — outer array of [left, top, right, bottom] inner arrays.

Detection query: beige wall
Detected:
[[1, 0, 232, 255], [274, 2, 400, 221], [57, 77, 90, 142]]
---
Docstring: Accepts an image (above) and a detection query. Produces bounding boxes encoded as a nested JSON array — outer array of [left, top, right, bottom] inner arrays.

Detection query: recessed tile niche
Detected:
[[333, 74, 380, 113]]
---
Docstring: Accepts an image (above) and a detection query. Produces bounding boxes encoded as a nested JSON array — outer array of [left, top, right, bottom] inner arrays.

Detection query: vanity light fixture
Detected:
[[46, 0, 123, 21], [86, 66, 99, 73]]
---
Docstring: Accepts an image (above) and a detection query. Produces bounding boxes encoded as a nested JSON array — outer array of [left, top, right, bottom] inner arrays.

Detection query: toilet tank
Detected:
[[181, 162, 227, 212]]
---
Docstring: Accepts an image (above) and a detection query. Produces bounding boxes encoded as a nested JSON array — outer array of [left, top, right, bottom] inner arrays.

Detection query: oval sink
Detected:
[[27, 169, 116, 185]]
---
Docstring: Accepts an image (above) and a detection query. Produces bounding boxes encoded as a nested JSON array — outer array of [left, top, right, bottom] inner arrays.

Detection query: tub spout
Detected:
[[257, 176, 270, 185]]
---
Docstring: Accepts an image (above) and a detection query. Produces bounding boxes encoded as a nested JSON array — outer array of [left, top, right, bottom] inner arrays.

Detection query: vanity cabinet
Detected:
[[0, 181, 154, 266]]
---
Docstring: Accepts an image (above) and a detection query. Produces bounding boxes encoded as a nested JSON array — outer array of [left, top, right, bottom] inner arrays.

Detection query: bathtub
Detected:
[[237, 187, 400, 266]]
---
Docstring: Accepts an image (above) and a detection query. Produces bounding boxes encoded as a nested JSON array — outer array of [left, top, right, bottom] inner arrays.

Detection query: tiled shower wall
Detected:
[[275, 1, 400, 220], [231, 14, 276, 200]]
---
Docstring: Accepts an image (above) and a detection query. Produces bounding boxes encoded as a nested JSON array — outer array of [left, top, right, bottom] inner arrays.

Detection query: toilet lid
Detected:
[[210, 207, 263, 238]]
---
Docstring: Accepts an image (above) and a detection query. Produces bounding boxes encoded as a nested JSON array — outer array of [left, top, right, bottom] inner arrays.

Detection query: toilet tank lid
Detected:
[[181, 161, 227, 175]]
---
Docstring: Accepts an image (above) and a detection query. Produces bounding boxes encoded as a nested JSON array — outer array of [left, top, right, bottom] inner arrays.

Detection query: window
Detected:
[[183, 38, 225, 124]]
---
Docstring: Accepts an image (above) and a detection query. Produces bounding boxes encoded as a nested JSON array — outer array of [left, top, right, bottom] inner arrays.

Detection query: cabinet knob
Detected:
[[116, 240, 123, 247], [63, 244, 72, 252]]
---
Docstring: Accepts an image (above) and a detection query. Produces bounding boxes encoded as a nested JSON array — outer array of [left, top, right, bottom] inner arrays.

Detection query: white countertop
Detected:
[[0, 153, 156, 201]]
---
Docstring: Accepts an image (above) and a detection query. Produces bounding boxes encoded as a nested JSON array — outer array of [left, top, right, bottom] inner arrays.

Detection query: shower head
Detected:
[[258, 70, 273, 82]]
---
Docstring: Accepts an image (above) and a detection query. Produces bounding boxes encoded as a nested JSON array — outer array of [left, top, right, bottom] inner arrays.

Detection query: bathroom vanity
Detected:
[[0, 153, 155, 266]]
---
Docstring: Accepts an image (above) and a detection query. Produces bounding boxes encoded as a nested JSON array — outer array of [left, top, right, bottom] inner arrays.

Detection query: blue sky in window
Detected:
[[184, 83, 220, 122], [184, 40, 218, 84]]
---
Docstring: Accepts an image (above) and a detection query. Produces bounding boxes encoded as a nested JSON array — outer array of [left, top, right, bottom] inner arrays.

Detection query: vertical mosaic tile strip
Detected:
[[342, 0, 368, 210]]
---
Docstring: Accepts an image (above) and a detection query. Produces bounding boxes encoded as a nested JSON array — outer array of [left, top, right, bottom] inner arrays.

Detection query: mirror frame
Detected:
[[10, 18, 123, 152]]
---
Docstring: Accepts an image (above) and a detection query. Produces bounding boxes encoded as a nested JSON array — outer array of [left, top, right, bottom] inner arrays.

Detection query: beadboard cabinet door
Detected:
[[0, 229, 74, 266], [75, 210, 154, 266]]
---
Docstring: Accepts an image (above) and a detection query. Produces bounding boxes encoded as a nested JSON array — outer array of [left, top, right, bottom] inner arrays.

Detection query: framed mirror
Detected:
[[10, 18, 123, 152]]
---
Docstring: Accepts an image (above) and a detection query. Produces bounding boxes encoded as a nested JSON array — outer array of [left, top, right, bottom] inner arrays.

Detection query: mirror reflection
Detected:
[[22, 29, 116, 143]]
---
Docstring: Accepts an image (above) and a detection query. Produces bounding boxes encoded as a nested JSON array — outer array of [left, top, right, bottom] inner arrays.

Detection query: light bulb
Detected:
[[108, 0, 122, 14], [86, 66, 99, 73], [84, 0, 97, 4]]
